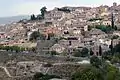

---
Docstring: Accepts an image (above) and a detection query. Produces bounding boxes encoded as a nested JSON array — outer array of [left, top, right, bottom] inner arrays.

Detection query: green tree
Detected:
[[20, 47, 25, 52], [33, 72, 60, 80], [31, 14, 36, 20], [105, 64, 120, 80], [72, 55, 120, 80], [36, 14, 42, 20], [81, 48, 89, 57], [90, 56, 102, 68], [72, 66, 103, 80], [29, 31, 46, 41], [95, 25, 113, 33], [114, 25, 117, 30], [88, 25, 93, 31], [12, 46, 21, 52], [73, 49, 81, 57], [114, 43, 120, 53], [33, 72, 44, 80], [90, 49, 94, 56], [4, 46, 10, 51], [50, 51, 58, 56], [99, 45, 102, 56], [47, 33, 55, 40], [111, 13, 114, 29], [109, 40, 114, 55], [102, 51, 112, 61], [40, 6, 47, 19]]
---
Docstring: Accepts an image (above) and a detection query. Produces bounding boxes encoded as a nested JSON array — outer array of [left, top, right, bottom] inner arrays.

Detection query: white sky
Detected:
[[0, 0, 120, 17]]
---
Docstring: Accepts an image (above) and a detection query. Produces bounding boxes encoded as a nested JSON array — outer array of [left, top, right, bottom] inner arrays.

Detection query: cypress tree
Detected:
[[111, 13, 114, 29]]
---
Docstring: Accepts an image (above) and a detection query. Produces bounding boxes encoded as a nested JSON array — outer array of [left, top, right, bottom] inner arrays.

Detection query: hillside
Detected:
[[0, 15, 30, 24]]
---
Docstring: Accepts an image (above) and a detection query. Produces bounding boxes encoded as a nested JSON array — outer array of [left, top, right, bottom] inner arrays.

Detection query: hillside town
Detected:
[[1, 2, 120, 80]]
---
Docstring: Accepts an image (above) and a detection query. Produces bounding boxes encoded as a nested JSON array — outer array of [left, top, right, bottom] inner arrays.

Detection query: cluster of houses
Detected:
[[0, 2, 120, 55], [36, 2, 120, 56]]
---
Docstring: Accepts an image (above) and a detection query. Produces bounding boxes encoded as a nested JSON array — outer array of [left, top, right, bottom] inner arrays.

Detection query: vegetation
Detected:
[[30, 6, 47, 20], [88, 25, 93, 31], [90, 49, 94, 56], [31, 14, 36, 20], [95, 25, 113, 33], [29, 31, 46, 41], [33, 72, 60, 80], [81, 48, 89, 57], [72, 56, 120, 80], [40, 6, 47, 19], [0, 46, 26, 52], [50, 51, 59, 56], [111, 35, 119, 39], [88, 25, 117, 33], [72, 66, 104, 80], [57, 7, 71, 13], [47, 33, 55, 40], [99, 45, 102, 56], [90, 56, 102, 68], [73, 49, 81, 57], [103, 43, 120, 64], [73, 48, 89, 57]]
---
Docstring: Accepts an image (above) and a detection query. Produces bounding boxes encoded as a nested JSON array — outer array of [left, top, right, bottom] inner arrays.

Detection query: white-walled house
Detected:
[[102, 20, 111, 26], [99, 39, 111, 47], [50, 44, 65, 53]]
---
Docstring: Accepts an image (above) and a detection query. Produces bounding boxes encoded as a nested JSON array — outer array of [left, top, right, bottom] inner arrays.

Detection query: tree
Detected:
[[33, 72, 60, 80], [99, 45, 102, 56], [81, 48, 89, 57], [33, 72, 44, 80], [72, 56, 120, 80], [114, 25, 117, 30], [4, 46, 10, 51], [31, 14, 36, 20], [36, 14, 42, 20], [88, 25, 93, 31], [73, 49, 81, 57], [111, 13, 114, 29], [57, 7, 70, 13], [90, 56, 102, 68], [12, 46, 21, 52], [50, 51, 58, 56], [109, 40, 114, 55], [20, 47, 25, 52], [47, 33, 55, 40], [105, 64, 120, 80], [72, 66, 104, 80], [114, 43, 120, 53], [102, 51, 112, 61], [29, 31, 46, 41], [90, 49, 94, 56], [40, 6, 47, 19], [30, 31, 40, 41], [95, 25, 113, 33]]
